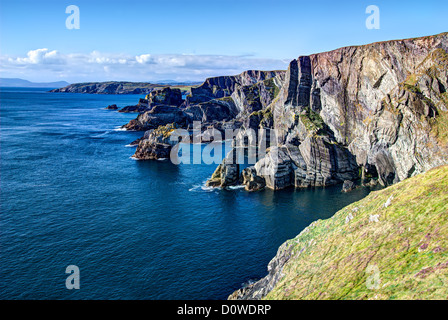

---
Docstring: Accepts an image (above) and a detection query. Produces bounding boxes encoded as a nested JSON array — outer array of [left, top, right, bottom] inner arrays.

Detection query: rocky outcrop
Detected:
[[132, 124, 180, 160], [118, 104, 148, 113], [185, 97, 239, 123], [228, 240, 294, 300], [105, 104, 118, 110], [145, 87, 184, 108], [133, 141, 172, 160], [205, 151, 240, 188], [123, 105, 191, 131], [121, 70, 284, 133], [231, 77, 283, 118], [241, 166, 266, 191], [119, 88, 184, 115], [177, 70, 284, 124]]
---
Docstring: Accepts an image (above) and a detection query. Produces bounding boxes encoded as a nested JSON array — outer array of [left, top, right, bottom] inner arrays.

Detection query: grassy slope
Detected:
[[266, 165, 448, 300]]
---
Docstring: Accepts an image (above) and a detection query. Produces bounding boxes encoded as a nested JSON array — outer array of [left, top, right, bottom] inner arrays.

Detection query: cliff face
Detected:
[[127, 70, 286, 159], [229, 165, 448, 300], [209, 33, 448, 190], [128, 33, 448, 186], [184, 70, 285, 107], [269, 33, 448, 188]]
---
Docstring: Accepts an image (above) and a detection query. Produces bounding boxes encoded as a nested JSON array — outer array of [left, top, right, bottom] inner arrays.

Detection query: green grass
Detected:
[[265, 165, 448, 300], [262, 78, 280, 98], [297, 108, 326, 133]]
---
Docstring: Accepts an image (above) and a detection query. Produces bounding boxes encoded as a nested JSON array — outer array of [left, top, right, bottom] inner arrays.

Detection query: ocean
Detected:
[[0, 87, 373, 299]]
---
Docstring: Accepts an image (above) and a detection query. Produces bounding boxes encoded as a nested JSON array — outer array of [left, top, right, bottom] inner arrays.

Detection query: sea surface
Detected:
[[0, 87, 374, 299]]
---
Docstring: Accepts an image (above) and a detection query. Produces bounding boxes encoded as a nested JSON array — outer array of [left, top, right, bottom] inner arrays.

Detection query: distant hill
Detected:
[[0, 78, 70, 88], [156, 80, 203, 86], [49, 81, 201, 94]]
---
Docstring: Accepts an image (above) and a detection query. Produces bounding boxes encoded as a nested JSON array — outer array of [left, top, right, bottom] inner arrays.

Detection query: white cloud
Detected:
[[12, 48, 63, 65], [135, 54, 152, 64], [0, 49, 289, 83]]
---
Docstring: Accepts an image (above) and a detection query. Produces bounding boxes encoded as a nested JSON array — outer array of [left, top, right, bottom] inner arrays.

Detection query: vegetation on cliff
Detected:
[[264, 165, 448, 300]]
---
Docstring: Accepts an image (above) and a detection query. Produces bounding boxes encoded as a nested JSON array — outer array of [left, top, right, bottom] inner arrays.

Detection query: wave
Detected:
[[125, 144, 137, 147], [91, 131, 112, 138], [113, 127, 127, 131], [188, 181, 220, 192], [228, 185, 245, 190]]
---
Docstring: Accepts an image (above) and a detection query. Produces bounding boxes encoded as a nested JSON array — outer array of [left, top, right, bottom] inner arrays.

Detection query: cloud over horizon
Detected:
[[0, 49, 289, 83]]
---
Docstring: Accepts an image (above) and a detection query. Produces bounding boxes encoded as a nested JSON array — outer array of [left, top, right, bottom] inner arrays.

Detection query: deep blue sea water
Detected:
[[0, 87, 374, 299]]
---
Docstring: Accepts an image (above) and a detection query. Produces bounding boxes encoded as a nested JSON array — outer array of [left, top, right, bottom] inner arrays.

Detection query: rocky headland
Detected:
[[117, 32, 448, 193], [50, 81, 196, 95]]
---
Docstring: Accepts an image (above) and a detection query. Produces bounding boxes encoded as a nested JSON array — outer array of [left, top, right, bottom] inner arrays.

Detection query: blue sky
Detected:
[[0, 0, 447, 83]]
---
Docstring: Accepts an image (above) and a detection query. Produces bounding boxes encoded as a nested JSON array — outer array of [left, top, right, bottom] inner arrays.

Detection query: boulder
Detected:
[[105, 104, 118, 110], [341, 180, 356, 193], [241, 166, 266, 191]]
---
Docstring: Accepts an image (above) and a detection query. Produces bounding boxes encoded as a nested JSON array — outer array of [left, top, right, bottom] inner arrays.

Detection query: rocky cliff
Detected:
[[298, 34, 446, 182], [209, 32, 448, 190], [125, 70, 285, 159], [229, 165, 448, 300], [124, 33, 448, 189]]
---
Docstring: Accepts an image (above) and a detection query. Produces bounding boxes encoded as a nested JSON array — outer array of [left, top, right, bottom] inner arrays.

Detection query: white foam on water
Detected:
[[201, 185, 218, 191], [228, 185, 245, 190], [188, 180, 220, 192], [92, 131, 111, 138], [114, 127, 127, 131], [125, 144, 137, 147]]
